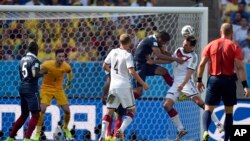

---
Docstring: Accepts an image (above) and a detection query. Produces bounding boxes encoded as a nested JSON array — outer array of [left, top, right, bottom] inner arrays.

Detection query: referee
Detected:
[[196, 23, 250, 141]]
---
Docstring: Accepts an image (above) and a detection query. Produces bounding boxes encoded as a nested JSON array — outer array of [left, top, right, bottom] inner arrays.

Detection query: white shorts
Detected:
[[166, 80, 199, 102], [106, 88, 135, 109]]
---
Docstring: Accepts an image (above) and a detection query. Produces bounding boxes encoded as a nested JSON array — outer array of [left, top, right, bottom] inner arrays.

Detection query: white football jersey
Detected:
[[104, 48, 134, 89], [172, 47, 198, 81]]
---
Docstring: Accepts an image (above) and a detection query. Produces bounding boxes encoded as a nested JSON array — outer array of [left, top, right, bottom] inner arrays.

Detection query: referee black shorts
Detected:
[[205, 75, 237, 106]]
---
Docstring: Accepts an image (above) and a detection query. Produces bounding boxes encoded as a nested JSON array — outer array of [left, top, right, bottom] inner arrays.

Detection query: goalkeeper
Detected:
[[33, 49, 73, 141]]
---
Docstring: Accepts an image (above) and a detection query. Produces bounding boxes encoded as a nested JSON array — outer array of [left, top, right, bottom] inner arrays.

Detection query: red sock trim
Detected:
[[133, 91, 140, 99], [113, 116, 122, 138], [127, 111, 134, 119], [103, 115, 112, 123], [168, 108, 178, 118], [107, 117, 113, 136], [163, 72, 173, 86]]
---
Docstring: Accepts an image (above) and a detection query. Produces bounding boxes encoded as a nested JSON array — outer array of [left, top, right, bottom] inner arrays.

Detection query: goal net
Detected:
[[0, 6, 208, 140]]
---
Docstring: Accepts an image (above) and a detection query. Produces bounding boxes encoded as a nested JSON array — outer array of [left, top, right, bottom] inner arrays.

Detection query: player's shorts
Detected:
[[166, 79, 199, 102], [106, 88, 135, 109], [135, 62, 158, 87], [205, 75, 237, 106], [19, 92, 40, 113], [40, 88, 69, 106]]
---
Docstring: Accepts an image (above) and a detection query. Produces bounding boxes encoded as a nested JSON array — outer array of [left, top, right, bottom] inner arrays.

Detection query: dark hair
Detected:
[[55, 48, 65, 56], [186, 36, 197, 47], [158, 31, 170, 42], [28, 41, 38, 54]]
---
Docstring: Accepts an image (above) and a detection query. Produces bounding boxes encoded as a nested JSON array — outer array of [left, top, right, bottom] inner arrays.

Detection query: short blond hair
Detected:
[[119, 33, 131, 45]]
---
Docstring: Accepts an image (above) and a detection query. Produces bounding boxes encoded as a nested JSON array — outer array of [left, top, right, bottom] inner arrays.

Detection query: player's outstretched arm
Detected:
[[152, 47, 184, 64], [147, 57, 172, 64], [128, 67, 149, 90]]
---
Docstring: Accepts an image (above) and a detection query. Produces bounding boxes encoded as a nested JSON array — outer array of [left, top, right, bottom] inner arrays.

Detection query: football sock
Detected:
[[63, 113, 70, 129], [35, 112, 45, 134], [107, 116, 113, 136], [133, 91, 140, 99], [25, 112, 39, 138], [36, 112, 44, 127], [10, 114, 28, 138], [101, 115, 112, 138], [162, 72, 173, 86], [119, 112, 134, 132], [203, 110, 212, 131], [113, 115, 122, 137], [168, 109, 184, 131], [224, 113, 233, 141]]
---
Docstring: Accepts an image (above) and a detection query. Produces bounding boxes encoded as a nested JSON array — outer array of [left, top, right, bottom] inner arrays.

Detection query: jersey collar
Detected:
[[26, 52, 37, 58]]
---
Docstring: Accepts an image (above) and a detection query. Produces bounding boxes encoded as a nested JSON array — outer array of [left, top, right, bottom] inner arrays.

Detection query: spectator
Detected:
[[25, 0, 44, 5], [231, 11, 242, 32], [242, 31, 250, 63], [223, 0, 239, 23], [230, 1, 250, 22], [234, 16, 249, 47], [0, 45, 7, 60]]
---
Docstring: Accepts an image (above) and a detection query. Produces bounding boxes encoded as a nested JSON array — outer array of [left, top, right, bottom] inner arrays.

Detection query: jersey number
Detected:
[[22, 62, 28, 78], [114, 60, 119, 74]]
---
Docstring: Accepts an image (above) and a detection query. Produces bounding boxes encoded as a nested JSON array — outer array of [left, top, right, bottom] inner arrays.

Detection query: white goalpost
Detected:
[[0, 6, 208, 141]]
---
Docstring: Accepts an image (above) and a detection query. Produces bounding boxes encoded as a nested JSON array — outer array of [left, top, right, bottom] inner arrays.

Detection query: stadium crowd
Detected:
[[220, 0, 250, 63], [0, 0, 159, 62]]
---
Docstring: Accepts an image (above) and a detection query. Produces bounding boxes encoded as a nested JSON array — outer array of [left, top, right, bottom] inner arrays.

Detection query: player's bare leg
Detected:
[[163, 98, 187, 140], [33, 104, 48, 141], [99, 108, 115, 141], [115, 107, 135, 141], [61, 104, 73, 140]]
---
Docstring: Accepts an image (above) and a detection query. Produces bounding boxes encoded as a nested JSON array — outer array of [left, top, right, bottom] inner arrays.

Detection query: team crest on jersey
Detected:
[[176, 49, 191, 61]]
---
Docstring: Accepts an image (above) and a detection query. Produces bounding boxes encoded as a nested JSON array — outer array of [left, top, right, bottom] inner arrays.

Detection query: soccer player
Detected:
[[133, 31, 184, 98], [197, 23, 250, 141], [148, 36, 222, 140], [33, 48, 73, 141], [98, 34, 149, 141], [6, 41, 46, 141]]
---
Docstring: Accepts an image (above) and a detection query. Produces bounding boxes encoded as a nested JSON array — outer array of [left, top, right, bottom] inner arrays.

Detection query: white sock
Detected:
[[171, 114, 184, 131], [119, 115, 133, 132], [211, 112, 220, 125], [100, 120, 109, 138]]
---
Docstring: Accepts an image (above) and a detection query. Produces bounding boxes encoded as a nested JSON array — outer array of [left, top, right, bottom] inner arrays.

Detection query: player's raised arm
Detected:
[[152, 47, 183, 63]]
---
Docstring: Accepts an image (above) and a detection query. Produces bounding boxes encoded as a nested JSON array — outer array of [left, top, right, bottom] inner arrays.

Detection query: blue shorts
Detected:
[[20, 92, 40, 113], [135, 62, 158, 87], [205, 75, 237, 106]]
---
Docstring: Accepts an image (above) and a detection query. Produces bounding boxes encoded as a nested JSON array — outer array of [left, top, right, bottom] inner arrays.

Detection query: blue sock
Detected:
[[203, 110, 212, 131], [224, 113, 233, 141]]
